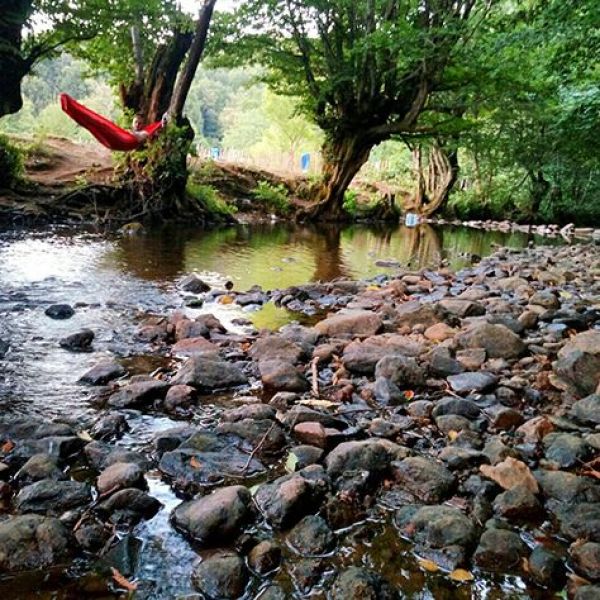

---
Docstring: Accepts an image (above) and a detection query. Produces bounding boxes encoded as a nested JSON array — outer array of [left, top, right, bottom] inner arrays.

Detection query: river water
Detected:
[[0, 223, 562, 599]]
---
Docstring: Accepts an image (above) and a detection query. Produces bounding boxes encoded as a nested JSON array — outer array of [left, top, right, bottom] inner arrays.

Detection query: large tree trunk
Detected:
[[0, 1, 33, 117], [408, 143, 458, 217], [304, 134, 374, 221]]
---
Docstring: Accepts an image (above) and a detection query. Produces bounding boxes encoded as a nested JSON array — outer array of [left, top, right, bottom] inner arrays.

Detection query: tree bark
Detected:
[[304, 134, 374, 221], [408, 142, 458, 217], [0, 1, 33, 117], [169, 0, 217, 120]]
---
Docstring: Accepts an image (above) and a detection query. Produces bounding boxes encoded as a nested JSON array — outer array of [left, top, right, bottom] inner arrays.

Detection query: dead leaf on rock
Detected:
[[111, 567, 137, 591], [0, 440, 15, 454], [418, 558, 440, 573], [189, 456, 202, 470]]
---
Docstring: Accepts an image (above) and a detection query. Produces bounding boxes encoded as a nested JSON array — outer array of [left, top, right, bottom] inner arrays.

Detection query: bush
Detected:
[[0, 134, 24, 188], [187, 181, 237, 216], [252, 180, 290, 213], [342, 189, 359, 215]]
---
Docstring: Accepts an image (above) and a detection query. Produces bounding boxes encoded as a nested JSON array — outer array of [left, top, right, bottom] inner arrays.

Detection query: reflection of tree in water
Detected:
[[115, 227, 189, 281], [309, 225, 348, 282], [404, 224, 443, 268]]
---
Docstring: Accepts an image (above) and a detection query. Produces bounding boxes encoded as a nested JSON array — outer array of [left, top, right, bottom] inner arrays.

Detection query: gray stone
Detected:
[[171, 356, 248, 391], [447, 372, 498, 393], [392, 457, 455, 503], [191, 551, 248, 599]]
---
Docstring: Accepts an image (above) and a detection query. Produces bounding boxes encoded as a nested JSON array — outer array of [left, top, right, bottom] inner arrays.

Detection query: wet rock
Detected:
[[163, 384, 197, 412], [432, 396, 481, 419], [269, 391, 299, 410], [293, 422, 331, 449], [314, 310, 382, 337], [288, 557, 327, 595], [15, 479, 91, 515], [484, 405, 524, 430], [343, 335, 423, 375], [180, 274, 210, 293], [286, 445, 323, 471], [571, 542, 600, 581], [172, 336, 220, 357], [287, 514, 335, 556], [174, 318, 209, 341], [222, 403, 276, 423], [570, 394, 600, 426], [458, 323, 525, 359], [74, 516, 110, 552], [374, 355, 425, 388], [439, 447, 486, 470], [281, 405, 347, 430], [90, 413, 129, 441], [259, 359, 309, 392], [575, 586, 600, 600], [554, 330, 600, 395], [482, 437, 517, 465], [59, 328, 94, 352], [480, 457, 538, 493], [428, 346, 464, 377], [0, 515, 72, 573], [218, 419, 286, 456], [15, 453, 65, 484], [171, 356, 248, 391], [257, 585, 287, 600], [395, 505, 476, 569], [557, 503, 600, 542], [172, 485, 252, 545], [0, 339, 9, 358], [97, 462, 146, 495], [435, 414, 473, 433], [407, 400, 433, 418], [392, 457, 455, 503], [528, 546, 566, 588], [493, 485, 542, 520], [79, 360, 126, 386], [439, 298, 485, 318], [534, 470, 600, 504], [331, 566, 396, 600], [159, 432, 265, 485], [248, 540, 281, 575], [191, 551, 248, 599], [254, 465, 329, 529], [45, 304, 75, 319], [326, 439, 408, 481], [373, 377, 405, 405], [250, 335, 307, 364], [543, 433, 589, 468], [96, 488, 162, 524], [107, 380, 169, 409], [473, 528, 528, 572], [447, 372, 498, 393]]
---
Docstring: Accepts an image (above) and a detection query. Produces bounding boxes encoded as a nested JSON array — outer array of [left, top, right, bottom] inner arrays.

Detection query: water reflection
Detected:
[[108, 223, 555, 293]]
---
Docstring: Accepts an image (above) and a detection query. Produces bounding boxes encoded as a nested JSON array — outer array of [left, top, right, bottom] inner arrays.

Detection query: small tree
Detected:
[[222, 0, 494, 219]]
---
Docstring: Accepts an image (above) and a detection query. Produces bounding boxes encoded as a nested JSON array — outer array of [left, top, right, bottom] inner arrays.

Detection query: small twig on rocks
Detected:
[[311, 356, 320, 397], [242, 422, 276, 473]]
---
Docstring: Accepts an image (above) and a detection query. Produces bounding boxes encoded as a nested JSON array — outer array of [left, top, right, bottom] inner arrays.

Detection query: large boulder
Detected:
[[392, 457, 456, 503], [0, 515, 72, 573], [172, 485, 253, 545], [554, 331, 600, 396], [107, 380, 169, 409], [473, 528, 528, 572], [457, 323, 525, 359], [15, 479, 91, 515], [258, 359, 309, 392], [254, 465, 329, 529], [171, 357, 247, 391], [191, 551, 248, 599]]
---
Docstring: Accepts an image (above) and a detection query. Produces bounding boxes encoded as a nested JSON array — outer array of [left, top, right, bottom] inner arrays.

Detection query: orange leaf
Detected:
[[1, 440, 15, 453], [111, 567, 137, 591], [403, 390, 415, 401], [449, 569, 474, 582], [190, 457, 202, 469], [418, 558, 440, 573], [219, 295, 234, 305]]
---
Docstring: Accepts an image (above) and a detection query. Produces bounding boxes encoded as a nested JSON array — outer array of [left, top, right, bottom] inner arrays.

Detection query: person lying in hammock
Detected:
[[60, 93, 167, 152]]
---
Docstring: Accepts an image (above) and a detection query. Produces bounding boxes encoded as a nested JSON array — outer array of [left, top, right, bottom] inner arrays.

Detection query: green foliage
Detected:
[[252, 180, 290, 213], [342, 189, 359, 216], [187, 181, 237, 216], [0, 135, 24, 188]]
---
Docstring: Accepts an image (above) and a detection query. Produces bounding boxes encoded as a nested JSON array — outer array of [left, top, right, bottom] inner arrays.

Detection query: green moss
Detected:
[[0, 134, 24, 188]]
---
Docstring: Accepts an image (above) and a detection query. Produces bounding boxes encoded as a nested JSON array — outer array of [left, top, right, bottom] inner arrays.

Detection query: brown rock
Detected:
[[424, 323, 457, 342], [480, 457, 539, 493], [314, 311, 382, 337]]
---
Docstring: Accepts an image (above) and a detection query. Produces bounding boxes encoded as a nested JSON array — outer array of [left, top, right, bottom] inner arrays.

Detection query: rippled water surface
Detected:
[[0, 223, 563, 599]]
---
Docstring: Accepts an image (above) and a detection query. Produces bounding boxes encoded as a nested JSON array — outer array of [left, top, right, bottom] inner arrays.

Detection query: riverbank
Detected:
[[1, 239, 599, 598]]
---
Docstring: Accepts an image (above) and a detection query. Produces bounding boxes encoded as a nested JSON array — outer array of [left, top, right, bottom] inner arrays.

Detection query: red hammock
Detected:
[[60, 93, 163, 151]]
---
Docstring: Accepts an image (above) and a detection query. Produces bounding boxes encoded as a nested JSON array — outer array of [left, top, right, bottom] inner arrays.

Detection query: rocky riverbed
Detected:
[[1, 241, 600, 599]]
